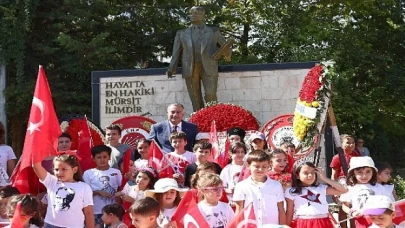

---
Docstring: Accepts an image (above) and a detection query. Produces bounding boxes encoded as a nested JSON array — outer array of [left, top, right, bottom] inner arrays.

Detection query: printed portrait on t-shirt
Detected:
[[99, 176, 116, 195], [357, 188, 375, 210], [206, 211, 229, 228], [54, 187, 75, 211]]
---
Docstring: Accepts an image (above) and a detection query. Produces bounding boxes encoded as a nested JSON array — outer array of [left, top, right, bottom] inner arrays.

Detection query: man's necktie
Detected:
[[172, 125, 178, 133]]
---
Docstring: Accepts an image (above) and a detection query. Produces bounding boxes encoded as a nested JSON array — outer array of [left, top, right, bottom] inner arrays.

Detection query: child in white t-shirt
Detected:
[[0, 144, 16, 178], [340, 156, 384, 228], [33, 154, 94, 228], [145, 178, 188, 227], [233, 150, 286, 226], [134, 139, 151, 170], [167, 132, 197, 186], [220, 142, 246, 201], [376, 162, 397, 202], [83, 145, 122, 227], [5, 194, 43, 228], [116, 167, 158, 227], [285, 161, 347, 228], [197, 173, 234, 228], [363, 195, 403, 228]]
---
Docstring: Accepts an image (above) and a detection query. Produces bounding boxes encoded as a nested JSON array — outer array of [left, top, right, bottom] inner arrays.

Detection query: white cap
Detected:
[[195, 132, 210, 141], [362, 195, 394, 215], [348, 156, 377, 173], [145, 178, 188, 198]]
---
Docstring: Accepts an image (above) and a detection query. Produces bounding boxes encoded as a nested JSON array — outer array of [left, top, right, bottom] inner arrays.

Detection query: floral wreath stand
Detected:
[[292, 61, 348, 174]]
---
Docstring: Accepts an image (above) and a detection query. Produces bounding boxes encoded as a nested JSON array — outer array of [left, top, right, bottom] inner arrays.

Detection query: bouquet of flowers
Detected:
[[293, 61, 336, 147], [268, 171, 292, 190], [188, 102, 259, 132]]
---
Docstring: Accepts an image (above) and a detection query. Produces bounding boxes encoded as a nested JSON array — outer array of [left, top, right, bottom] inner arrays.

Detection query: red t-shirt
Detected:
[[329, 151, 360, 178]]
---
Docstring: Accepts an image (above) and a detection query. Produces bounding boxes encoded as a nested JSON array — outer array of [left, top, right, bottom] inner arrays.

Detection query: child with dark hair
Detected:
[[101, 204, 128, 228], [83, 145, 122, 227], [129, 197, 160, 228], [115, 167, 158, 227], [0, 186, 20, 223], [145, 178, 187, 227], [5, 194, 44, 228], [184, 141, 221, 188], [105, 124, 132, 169], [285, 161, 347, 228], [220, 142, 247, 201], [267, 149, 292, 190], [134, 139, 151, 169], [167, 132, 197, 186], [340, 156, 385, 228], [33, 153, 94, 227], [376, 162, 398, 201], [233, 150, 286, 226]]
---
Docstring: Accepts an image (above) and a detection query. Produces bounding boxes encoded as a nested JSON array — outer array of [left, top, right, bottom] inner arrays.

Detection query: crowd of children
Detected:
[[0, 125, 402, 228]]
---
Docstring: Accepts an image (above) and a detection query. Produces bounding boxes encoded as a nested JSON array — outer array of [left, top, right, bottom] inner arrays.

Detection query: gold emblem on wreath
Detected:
[[141, 121, 152, 131]]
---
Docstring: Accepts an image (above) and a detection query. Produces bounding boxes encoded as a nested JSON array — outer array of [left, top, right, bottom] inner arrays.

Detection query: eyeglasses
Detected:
[[203, 187, 225, 193]]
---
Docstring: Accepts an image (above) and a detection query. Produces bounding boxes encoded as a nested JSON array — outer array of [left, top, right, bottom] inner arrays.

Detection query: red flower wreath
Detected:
[[188, 103, 259, 132], [298, 65, 323, 102], [62, 118, 105, 150]]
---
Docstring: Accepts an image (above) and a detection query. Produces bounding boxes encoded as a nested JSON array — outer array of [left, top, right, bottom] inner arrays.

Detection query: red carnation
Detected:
[[189, 103, 259, 132]]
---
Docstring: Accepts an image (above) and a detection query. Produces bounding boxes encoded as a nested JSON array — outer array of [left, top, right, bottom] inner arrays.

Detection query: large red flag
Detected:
[[148, 140, 175, 178], [76, 116, 96, 173], [226, 202, 256, 228], [11, 66, 61, 194]]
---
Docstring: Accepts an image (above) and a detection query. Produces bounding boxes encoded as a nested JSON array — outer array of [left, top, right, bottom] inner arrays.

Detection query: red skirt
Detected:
[[293, 217, 333, 228]]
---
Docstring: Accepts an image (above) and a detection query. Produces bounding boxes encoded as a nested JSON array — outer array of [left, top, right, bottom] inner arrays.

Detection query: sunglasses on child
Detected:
[[203, 187, 225, 193]]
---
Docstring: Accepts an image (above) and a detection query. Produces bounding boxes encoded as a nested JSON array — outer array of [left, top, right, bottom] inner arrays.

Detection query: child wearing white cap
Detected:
[[249, 132, 269, 151], [363, 195, 403, 228], [145, 178, 188, 227], [340, 156, 385, 228]]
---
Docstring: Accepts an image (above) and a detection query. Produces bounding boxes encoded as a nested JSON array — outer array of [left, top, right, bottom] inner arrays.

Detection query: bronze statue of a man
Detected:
[[166, 6, 232, 111]]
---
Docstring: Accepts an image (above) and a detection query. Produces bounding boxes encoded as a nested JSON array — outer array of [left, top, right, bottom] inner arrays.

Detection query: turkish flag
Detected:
[[148, 140, 175, 178], [120, 148, 132, 189], [217, 139, 230, 168], [11, 66, 61, 194], [10, 202, 23, 228], [394, 199, 405, 226], [171, 191, 197, 228], [226, 202, 256, 228], [237, 164, 251, 183], [172, 191, 209, 228], [76, 116, 96, 173], [209, 121, 220, 161]]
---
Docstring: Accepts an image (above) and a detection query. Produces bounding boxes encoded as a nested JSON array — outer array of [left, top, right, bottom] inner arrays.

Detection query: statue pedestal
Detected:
[[92, 62, 317, 128]]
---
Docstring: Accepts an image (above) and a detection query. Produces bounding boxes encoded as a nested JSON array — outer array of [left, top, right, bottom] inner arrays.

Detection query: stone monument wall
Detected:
[[92, 62, 317, 129]]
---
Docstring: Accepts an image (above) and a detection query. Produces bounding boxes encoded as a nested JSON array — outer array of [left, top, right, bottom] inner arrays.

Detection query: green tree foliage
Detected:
[[1, 0, 405, 169]]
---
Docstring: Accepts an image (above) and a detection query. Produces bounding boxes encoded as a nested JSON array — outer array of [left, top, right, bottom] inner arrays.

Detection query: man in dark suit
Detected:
[[149, 103, 198, 153], [166, 6, 231, 111]]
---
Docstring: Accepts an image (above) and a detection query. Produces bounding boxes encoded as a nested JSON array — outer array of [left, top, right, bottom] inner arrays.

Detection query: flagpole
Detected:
[[0, 64, 6, 141]]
